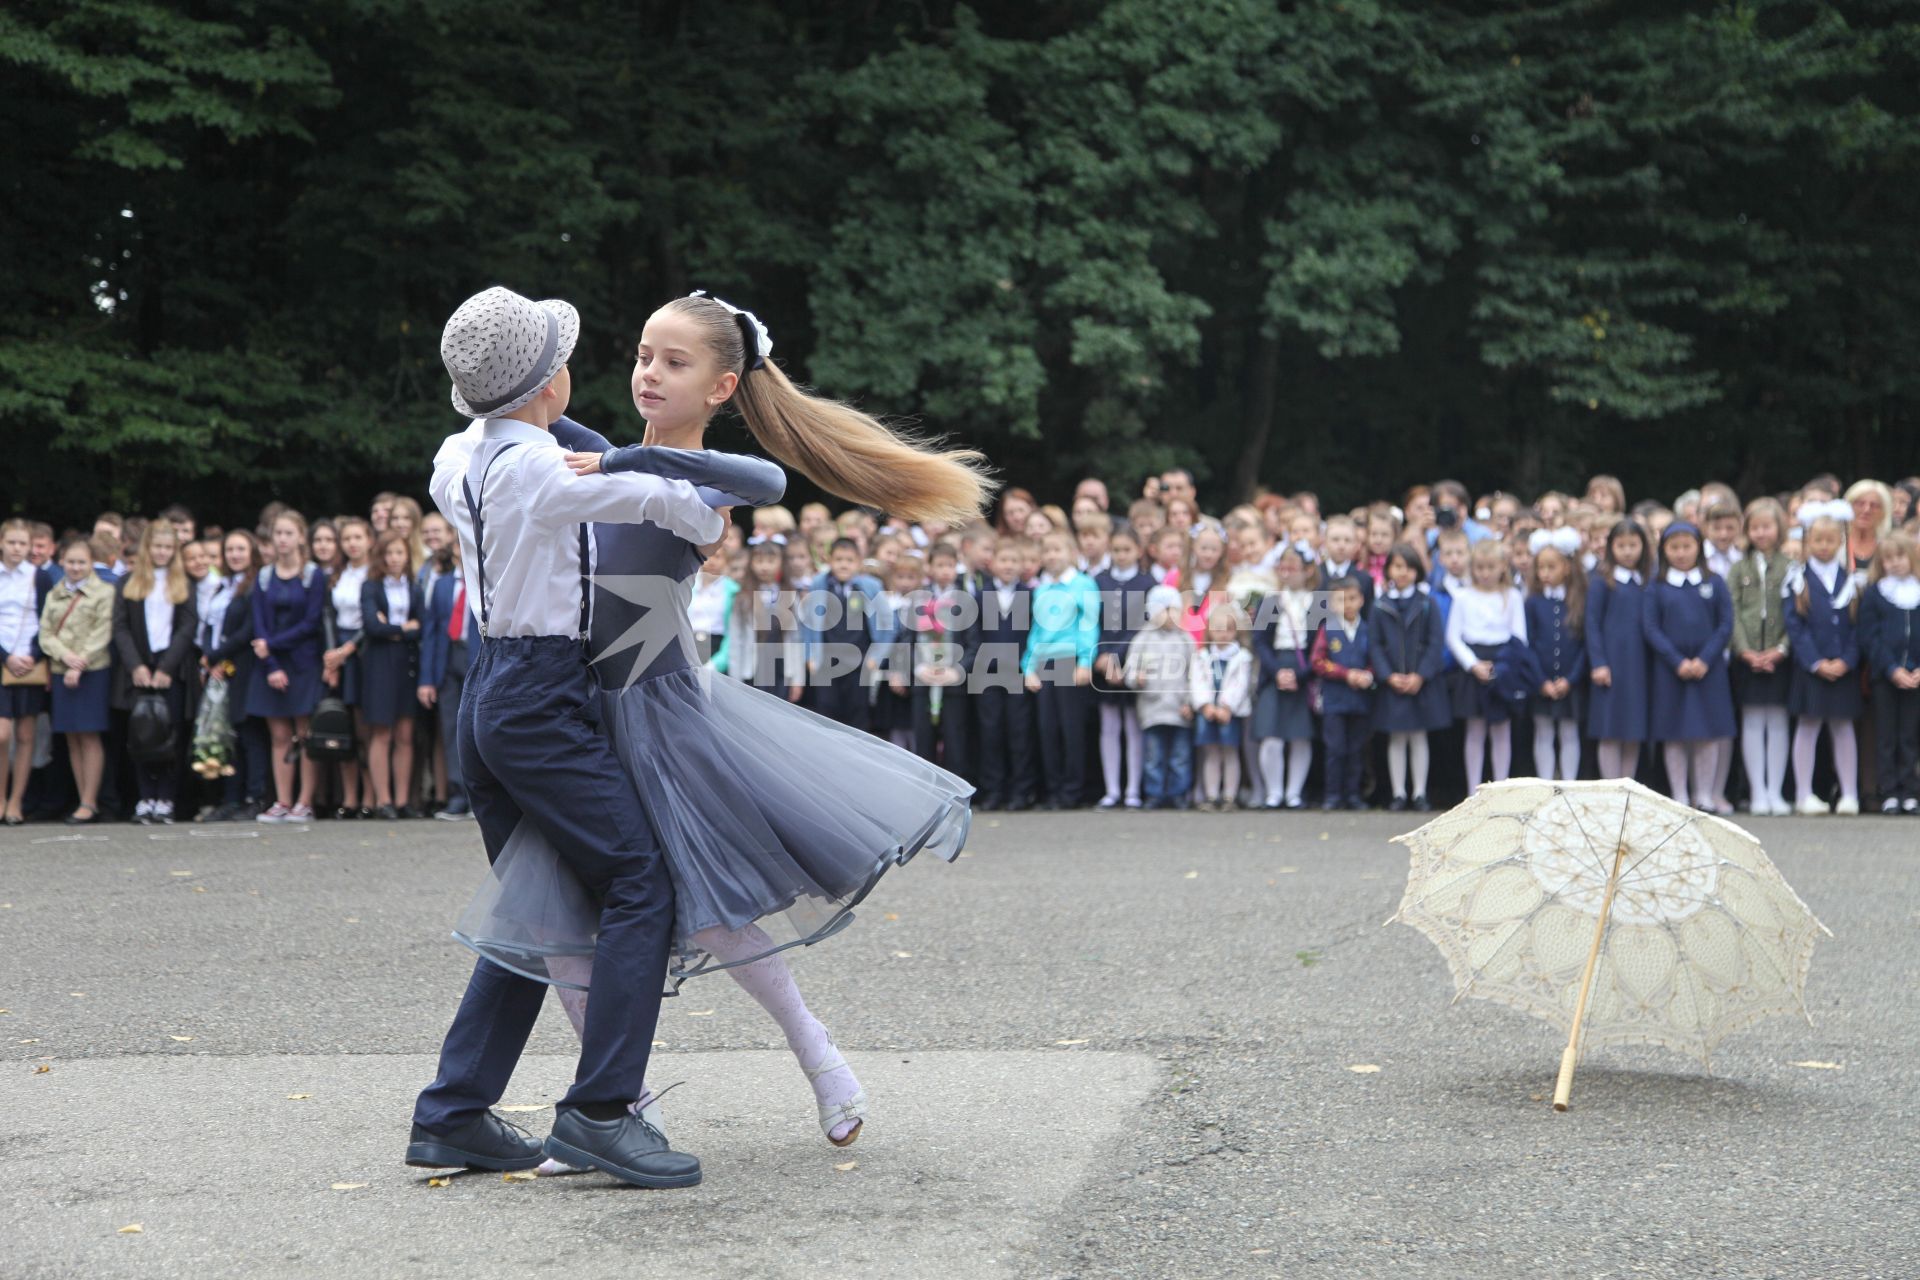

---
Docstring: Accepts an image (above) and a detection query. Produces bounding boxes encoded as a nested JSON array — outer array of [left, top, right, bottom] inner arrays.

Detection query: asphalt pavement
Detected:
[[2, 809, 1914, 1279]]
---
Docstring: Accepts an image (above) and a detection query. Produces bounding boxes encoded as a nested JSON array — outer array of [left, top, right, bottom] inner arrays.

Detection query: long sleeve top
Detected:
[[428, 418, 724, 640], [1445, 586, 1527, 669], [37, 574, 114, 673], [1023, 568, 1101, 674]]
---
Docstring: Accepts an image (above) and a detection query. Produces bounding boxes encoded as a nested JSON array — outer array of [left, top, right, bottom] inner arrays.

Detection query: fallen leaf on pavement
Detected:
[[1183, 871, 1199, 879], [169, 870, 193, 877], [32, 1065, 51, 1074], [1277, 867, 1298, 874], [686, 1010, 715, 1017], [18, 1039, 38, 1044], [834, 1160, 858, 1173], [427, 1177, 450, 1188], [1349, 1064, 1381, 1074], [1055, 1039, 1089, 1046], [893, 951, 914, 959], [331, 1182, 367, 1191], [1789, 1060, 1844, 1071], [286, 1093, 313, 1100], [168, 1036, 193, 1043], [192, 886, 207, 893], [69, 992, 86, 998], [883, 913, 899, 922], [1318, 832, 1330, 841], [117, 1224, 142, 1234], [502, 1170, 538, 1182]]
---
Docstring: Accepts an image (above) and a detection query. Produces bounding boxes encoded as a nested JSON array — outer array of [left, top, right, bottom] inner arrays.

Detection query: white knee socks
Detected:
[[1386, 732, 1430, 799], [1794, 717, 1860, 804], [1532, 717, 1582, 781], [1742, 706, 1790, 810], [1596, 739, 1640, 780], [1259, 739, 1286, 806]]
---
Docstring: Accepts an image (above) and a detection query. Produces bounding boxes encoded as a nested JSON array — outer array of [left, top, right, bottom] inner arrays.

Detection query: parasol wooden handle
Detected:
[[1553, 844, 1627, 1112], [1553, 1044, 1579, 1110]]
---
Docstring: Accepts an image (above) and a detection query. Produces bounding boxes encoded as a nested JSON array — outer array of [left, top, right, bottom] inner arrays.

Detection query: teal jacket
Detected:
[[1023, 569, 1100, 674]]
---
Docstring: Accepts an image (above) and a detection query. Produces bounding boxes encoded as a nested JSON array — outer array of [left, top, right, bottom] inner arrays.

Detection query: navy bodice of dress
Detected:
[[551, 419, 787, 690]]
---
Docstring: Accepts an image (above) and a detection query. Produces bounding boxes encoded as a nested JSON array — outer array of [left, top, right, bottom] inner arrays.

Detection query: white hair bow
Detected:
[[1527, 527, 1582, 556], [1796, 498, 1854, 531], [689, 291, 773, 368]]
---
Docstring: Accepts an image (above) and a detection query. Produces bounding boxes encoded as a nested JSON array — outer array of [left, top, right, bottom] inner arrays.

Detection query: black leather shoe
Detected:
[[545, 1109, 702, 1189], [1387, 796, 1408, 813], [405, 1111, 544, 1171], [1413, 794, 1432, 812]]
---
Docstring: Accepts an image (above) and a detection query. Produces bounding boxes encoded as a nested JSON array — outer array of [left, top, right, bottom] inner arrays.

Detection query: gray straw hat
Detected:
[[440, 286, 580, 419]]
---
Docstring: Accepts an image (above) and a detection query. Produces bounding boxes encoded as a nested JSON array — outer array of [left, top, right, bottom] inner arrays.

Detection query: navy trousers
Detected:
[[413, 636, 675, 1132], [1323, 711, 1370, 805]]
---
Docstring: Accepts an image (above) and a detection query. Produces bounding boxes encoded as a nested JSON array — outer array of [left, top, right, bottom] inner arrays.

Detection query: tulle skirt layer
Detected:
[[454, 665, 972, 991]]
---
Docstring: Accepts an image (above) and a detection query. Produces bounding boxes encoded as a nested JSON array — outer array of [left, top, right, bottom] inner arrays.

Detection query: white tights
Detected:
[[1741, 706, 1791, 809], [1386, 731, 1430, 799], [1258, 739, 1313, 805], [1463, 718, 1511, 794], [1595, 740, 1641, 780], [1198, 744, 1240, 804], [547, 924, 861, 1142], [1793, 717, 1859, 804], [1662, 740, 1719, 806], [1099, 703, 1143, 803], [1531, 717, 1581, 781]]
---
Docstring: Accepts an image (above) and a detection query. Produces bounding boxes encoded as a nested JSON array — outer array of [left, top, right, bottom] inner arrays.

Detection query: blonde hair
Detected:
[[1867, 531, 1916, 586], [1844, 479, 1895, 537], [387, 496, 427, 570], [1468, 538, 1509, 589], [755, 504, 797, 535], [664, 296, 994, 528], [121, 520, 190, 604]]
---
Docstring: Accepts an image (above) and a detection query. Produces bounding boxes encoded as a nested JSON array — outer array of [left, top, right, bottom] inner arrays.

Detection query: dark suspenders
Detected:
[[460, 438, 592, 644]]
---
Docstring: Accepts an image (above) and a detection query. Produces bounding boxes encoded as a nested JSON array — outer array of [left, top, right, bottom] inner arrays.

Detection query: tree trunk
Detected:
[[1232, 330, 1280, 504]]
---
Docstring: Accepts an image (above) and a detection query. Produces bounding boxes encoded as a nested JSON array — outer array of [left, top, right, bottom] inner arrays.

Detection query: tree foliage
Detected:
[[3, 0, 1915, 528]]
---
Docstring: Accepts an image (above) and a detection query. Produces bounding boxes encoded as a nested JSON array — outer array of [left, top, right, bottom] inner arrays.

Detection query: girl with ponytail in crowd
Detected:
[[457, 292, 988, 1159]]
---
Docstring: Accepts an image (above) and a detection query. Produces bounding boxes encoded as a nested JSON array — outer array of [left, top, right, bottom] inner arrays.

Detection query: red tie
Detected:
[[448, 583, 466, 642]]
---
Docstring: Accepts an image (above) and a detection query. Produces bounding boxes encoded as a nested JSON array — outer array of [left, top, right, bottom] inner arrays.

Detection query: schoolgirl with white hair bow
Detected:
[[1525, 528, 1588, 782], [1782, 501, 1865, 814]]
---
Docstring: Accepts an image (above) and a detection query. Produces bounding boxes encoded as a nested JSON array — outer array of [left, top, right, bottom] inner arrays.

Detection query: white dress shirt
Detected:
[[382, 576, 411, 625], [143, 569, 177, 654], [430, 418, 724, 640], [1445, 586, 1528, 670], [332, 563, 368, 631], [0, 559, 38, 657], [1665, 568, 1704, 587], [1706, 544, 1744, 579]]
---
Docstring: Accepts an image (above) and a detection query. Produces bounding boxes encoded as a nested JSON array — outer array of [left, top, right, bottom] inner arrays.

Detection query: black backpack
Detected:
[[128, 691, 177, 764], [305, 695, 357, 762]]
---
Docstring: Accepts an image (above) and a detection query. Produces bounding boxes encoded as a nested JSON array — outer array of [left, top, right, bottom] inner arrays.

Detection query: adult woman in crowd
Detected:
[[1846, 479, 1894, 571]]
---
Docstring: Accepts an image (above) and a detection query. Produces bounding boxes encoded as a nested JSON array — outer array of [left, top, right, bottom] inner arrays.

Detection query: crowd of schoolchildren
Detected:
[[4, 467, 1919, 826]]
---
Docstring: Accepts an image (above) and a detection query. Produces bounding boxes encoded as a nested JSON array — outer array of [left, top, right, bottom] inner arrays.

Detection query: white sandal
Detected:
[[806, 1051, 868, 1148]]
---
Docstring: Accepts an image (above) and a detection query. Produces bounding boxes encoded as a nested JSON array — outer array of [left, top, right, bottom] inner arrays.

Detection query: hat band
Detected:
[[468, 309, 560, 416]]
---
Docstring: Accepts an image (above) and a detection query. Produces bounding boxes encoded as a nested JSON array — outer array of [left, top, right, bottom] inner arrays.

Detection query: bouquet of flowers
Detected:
[[192, 669, 238, 780]]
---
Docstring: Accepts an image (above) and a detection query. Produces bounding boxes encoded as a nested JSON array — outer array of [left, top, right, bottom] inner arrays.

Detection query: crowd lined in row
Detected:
[[2, 465, 1919, 825]]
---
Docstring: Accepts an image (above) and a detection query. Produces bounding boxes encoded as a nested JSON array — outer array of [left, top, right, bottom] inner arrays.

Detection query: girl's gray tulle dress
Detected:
[[452, 438, 972, 991]]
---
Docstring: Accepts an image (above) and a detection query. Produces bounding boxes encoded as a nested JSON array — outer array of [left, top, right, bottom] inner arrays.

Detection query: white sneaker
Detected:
[[154, 801, 175, 825], [1834, 795, 1860, 816], [1882, 797, 1902, 815], [256, 803, 290, 824], [1796, 795, 1831, 816], [134, 799, 154, 823]]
